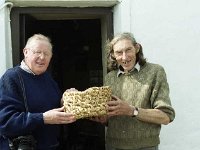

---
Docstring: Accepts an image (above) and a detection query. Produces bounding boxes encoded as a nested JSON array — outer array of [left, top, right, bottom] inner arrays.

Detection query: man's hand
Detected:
[[107, 95, 133, 117], [43, 106, 76, 124]]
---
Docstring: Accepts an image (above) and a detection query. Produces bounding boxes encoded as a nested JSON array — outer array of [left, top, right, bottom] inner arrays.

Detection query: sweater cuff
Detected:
[[28, 112, 44, 125]]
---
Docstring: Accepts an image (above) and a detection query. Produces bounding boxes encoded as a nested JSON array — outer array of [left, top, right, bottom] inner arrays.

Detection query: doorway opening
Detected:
[[11, 7, 113, 150], [22, 18, 103, 91]]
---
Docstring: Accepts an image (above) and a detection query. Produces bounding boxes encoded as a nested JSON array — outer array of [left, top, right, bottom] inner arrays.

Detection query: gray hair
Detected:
[[106, 32, 146, 72]]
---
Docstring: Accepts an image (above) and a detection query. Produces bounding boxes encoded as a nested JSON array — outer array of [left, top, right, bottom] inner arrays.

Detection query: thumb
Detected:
[[53, 106, 65, 112]]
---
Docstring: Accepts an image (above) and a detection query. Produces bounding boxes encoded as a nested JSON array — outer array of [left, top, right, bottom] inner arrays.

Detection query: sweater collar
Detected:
[[117, 63, 140, 77]]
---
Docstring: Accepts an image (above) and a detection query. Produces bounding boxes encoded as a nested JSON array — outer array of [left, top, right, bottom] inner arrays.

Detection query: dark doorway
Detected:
[[11, 7, 113, 150], [23, 18, 103, 91]]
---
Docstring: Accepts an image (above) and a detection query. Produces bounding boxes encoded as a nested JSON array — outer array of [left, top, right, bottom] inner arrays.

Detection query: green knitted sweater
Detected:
[[104, 62, 175, 149]]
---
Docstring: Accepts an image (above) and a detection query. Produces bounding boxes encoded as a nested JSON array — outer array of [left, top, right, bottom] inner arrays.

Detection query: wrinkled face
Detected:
[[113, 39, 139, 73], [23, 40, 52, 75]]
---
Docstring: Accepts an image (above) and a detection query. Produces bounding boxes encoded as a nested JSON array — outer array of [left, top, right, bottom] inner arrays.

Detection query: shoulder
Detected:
[[0, 67, 19, 81], [140, 62, 168, 81], [0, 67, 21, 94], [144, 63, 169, 83], [105, 70, 118, 79], [144, 62, 166, 72], [106, 70, 118, 76], [104, 70, 118, 86]]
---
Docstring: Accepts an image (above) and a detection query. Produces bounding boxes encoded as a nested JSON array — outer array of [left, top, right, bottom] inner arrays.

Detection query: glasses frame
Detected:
[[29, 48, 52, 58]]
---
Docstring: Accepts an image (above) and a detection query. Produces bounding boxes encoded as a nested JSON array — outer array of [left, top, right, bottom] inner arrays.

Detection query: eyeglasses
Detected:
[[29, 48, 52, 58]]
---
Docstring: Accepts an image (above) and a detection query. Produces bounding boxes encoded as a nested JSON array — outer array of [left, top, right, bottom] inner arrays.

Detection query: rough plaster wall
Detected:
[[0, 0, 13, 76], [130, 0, 200, 149], [0, 0, 6, 76]]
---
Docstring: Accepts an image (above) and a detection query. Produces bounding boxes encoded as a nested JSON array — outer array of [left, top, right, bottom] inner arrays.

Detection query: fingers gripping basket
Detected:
[[63, 86, 112, 119]]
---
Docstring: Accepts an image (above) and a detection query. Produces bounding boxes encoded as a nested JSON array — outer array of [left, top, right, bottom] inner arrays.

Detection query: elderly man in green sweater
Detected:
[[97, 32, 175, 150]]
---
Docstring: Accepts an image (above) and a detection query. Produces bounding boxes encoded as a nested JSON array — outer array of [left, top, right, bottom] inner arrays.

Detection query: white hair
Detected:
[[25, 34, 52, 51]]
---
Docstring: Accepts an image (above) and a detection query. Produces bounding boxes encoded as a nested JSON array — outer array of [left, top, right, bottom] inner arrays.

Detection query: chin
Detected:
[[125, 68, 134, 73], [35, 69, 46, 75]]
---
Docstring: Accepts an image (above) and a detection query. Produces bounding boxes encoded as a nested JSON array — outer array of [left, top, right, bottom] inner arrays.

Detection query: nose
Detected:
[[122, 51, 127, 59], [39, 52, 45, 59]]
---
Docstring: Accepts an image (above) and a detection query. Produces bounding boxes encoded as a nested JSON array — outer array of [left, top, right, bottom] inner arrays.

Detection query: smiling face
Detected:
[[23, 40, 52, 75], [112, 39, 139, 73]]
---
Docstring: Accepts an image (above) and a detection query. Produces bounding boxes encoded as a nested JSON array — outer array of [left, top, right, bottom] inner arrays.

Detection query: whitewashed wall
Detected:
[[0, 0, 13, 76], [0, 0, 7, 76], [114, 0, 200, 149]]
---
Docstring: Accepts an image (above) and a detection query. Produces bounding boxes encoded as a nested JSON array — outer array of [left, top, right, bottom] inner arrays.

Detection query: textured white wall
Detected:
[[0, 0, 13, 76], [0, 0, 7, 76], [0, 0, 4, 5], [114, 0, 200, 149]]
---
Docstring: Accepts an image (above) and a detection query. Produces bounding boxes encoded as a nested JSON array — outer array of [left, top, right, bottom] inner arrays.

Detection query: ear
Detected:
[[23, 48, 27, 53], [135, 43, 140, 53], [23, 48, 28, 57]]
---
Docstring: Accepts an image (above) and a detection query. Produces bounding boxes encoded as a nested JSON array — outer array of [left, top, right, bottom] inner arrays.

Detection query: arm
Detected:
[[0, 70, 76, 137], [107, 95, 171, 125], [0, 70, 44, 137], [149, 66, 175, 123], [105, 66, 175, 125], [132, 107, 170, 125]]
